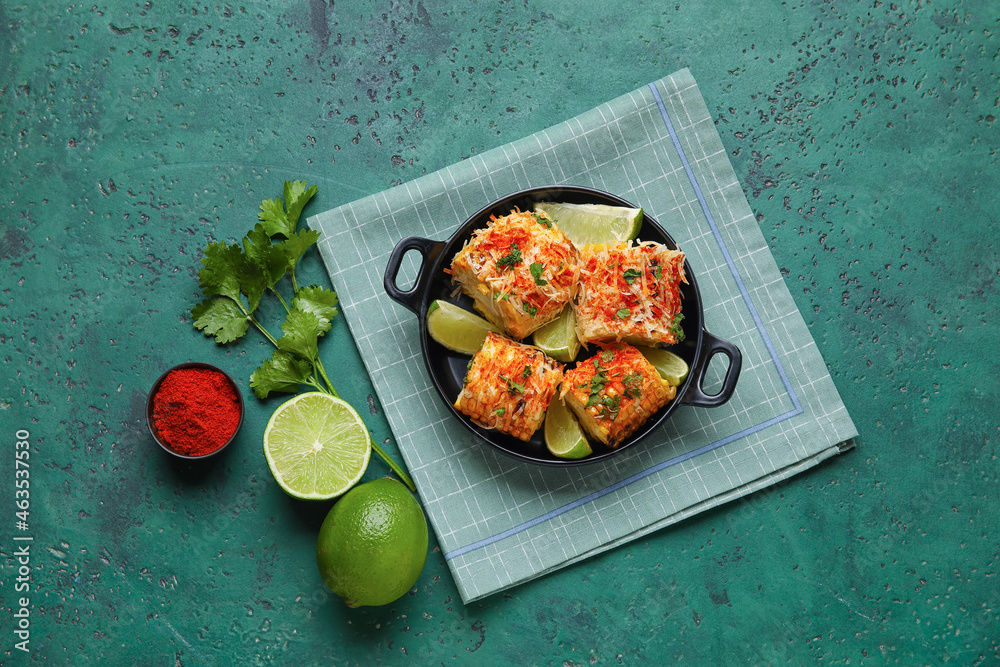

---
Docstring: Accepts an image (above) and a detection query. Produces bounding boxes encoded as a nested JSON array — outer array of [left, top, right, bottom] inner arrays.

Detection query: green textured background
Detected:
[[1, 1, 997, 664]]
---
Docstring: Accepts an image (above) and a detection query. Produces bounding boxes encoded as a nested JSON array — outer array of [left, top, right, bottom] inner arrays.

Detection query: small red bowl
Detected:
[[146, 362, 244, 460]]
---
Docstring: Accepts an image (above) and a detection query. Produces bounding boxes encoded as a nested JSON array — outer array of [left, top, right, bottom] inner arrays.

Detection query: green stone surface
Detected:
[[2, 1, 997, 664]]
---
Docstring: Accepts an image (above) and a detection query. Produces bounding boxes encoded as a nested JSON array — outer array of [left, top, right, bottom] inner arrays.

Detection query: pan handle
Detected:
[[681, 330, 742, 407], [383, 236, 446, 315]]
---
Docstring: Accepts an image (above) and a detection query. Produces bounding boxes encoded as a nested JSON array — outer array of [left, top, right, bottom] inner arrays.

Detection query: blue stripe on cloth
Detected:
[[443, 79, 803, 562], [444, 406, 801, 560], [647, 82, 802, 412]]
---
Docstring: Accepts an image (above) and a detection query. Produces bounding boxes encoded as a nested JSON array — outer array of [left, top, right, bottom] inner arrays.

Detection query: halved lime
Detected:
[[263, 392, 372, 500], [533, 306, 580, 363], [544, 398, 592, 460], [534, 202, 643, 247], [637, 346, 690, 387], [426, 300, 501, 355]]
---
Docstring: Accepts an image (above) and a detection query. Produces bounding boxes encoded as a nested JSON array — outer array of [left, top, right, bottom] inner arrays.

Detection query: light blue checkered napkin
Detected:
[[308, 68, 856, 604]]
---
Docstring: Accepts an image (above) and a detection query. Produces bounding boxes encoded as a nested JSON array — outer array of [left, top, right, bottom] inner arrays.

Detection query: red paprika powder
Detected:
[[152, 366, 242, 457]]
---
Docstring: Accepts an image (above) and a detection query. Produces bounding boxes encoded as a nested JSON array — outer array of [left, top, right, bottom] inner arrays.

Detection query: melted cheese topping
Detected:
[[574, 241, 686, 346], [449, 209, 580, 339], [454, 332, 565, 441], [560, 342, 675, 447]]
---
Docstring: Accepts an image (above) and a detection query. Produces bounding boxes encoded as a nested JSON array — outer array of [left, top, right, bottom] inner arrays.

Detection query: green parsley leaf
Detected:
[[276, 227, 321, 272], [291, 285, 339, 333], [494, 407, 506, 417], [256, 181, 318, 240], [198, 242, 245, 302], [258, 197, 293, 238], [623, 268, 642, 285], [496, 243, 523, 270], [284, 180, 318, 228], [530, 262, 548, 286], [250, 349, 313, 399], [243, 223, 288, 289], [276, 309, 325, 363], [615, 307, 631, 319], [191, 296, 250, 344], [237, 265, 266, 313]]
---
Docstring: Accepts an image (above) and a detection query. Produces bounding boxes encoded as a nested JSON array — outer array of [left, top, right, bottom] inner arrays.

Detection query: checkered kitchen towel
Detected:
[[308, 68, 856, 603]]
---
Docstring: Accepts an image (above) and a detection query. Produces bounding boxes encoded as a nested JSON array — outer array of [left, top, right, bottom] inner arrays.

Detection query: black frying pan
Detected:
[[383, 186, 741, 465]]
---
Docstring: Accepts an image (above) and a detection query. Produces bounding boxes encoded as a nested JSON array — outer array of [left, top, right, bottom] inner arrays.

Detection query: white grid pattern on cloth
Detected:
[[308, 68, 856, 603]]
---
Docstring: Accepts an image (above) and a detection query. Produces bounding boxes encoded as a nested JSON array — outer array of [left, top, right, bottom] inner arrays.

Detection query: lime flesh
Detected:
[[532, 306, 581, 363], [534, 202, 643, 247], [637, 346, 690, 386], [544, 399, 592, 460], [316, 477, 429, 608], [426, 300, 502, 355], [263, 392, 372, 500]]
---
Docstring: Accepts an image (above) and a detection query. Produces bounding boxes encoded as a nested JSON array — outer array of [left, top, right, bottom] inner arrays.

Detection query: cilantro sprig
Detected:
[[496, 243, 523, 270], [191, 180, 414, 491]]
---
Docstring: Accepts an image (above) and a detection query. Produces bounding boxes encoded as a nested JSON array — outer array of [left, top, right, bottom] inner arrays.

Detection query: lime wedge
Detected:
[[532, 306, 580, 363], [263, 392, 372, 500], [637, 346, 690, 386], [544, 399, 592, 460], [534, 202, 643, 247], [426, 300, 502, 355]]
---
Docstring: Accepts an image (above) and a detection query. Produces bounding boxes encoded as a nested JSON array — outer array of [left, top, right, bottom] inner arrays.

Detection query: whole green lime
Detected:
[[316, 477, 429, 608]]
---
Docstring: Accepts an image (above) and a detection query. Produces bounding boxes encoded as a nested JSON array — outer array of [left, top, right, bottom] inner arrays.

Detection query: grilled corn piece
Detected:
[[574, 240, 686, 346], [449, 208, 580, 340], [455, 332, 564, 441], [560, 342, 675, 447]]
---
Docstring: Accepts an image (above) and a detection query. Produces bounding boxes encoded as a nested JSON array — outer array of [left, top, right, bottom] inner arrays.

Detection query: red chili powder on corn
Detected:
[[152, 367, 241, 456]]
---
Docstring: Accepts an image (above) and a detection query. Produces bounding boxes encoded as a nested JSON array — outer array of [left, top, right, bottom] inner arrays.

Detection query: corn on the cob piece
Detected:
[[455, 332, 565, 441], [560, 342, 675, 447], [574, 240, 686, 346], [449, 208, 580, 340]]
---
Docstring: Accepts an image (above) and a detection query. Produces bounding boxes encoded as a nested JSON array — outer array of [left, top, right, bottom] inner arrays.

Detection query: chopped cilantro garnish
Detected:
[[615, 307, 631, 319], [525, 305, 538, 317], [496, 243, 523, 270], [623, 372, 643, 399], [669, 312, 685, 342], [586, 372, 609, 408], [494, 407, 506, 417], [600, 393, 622, 421], [522, 365, 532, 379], [532, 212, 553, 228], [499, 374, 526, 395], [623, 268, 642, 285], [530, 262, 548, 286]]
